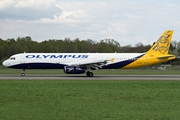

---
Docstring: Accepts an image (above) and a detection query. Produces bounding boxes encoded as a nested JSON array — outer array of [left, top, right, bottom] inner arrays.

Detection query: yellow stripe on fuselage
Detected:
[[123, 53, 176, 69]]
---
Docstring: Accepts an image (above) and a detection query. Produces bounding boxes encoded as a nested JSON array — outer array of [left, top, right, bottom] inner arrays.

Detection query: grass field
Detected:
[[1, 66, 180, 119], [1, 80, 180, 120]]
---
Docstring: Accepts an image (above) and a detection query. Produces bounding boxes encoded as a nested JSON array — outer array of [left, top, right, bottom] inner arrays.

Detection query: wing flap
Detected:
[[65, 59, 107, 66], [64, 58, 114, 69]]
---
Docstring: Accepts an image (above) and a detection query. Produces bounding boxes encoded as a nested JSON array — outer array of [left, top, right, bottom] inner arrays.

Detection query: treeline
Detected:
[[0, 36, 180, 63]]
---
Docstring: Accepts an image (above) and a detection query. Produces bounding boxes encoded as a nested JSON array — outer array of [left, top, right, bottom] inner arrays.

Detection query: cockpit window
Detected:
[[10, 57, 15, 60]]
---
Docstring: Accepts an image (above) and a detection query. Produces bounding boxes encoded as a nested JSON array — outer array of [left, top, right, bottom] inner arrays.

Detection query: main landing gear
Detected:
[[21, 69, 25, 76], [86, 71, 93, 77]]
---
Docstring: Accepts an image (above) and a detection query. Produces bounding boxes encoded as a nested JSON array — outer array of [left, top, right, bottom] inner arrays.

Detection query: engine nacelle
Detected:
[[64, 66, 86, 74]]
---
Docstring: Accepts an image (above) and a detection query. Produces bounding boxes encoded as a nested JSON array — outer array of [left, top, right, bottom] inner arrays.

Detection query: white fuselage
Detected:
[[2, 53, 145, 69]]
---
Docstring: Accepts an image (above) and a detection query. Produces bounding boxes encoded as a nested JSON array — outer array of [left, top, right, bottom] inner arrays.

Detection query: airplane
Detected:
[[2, 30, 176, 77]]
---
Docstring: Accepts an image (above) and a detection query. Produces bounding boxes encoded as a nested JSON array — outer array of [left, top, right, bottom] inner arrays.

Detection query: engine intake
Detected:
[[64, 66, 85, 74]]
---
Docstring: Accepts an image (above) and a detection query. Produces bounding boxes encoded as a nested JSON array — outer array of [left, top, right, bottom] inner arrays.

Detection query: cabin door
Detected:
[[20, 53, 25, 64]]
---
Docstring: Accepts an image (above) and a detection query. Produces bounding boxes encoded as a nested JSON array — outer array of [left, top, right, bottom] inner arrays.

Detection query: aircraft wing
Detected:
[[64, 58, 114, 70]]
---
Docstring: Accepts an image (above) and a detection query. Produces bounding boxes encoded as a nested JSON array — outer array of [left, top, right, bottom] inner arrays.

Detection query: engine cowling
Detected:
[[64, 66, 86, 74]]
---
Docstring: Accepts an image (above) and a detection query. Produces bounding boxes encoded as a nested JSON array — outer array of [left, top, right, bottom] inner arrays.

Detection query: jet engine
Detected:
[[64, 66, 86, 74]]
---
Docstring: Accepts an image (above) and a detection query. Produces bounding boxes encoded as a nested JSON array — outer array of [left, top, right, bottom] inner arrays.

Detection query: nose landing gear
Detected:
[[21, 69, 25, 76]]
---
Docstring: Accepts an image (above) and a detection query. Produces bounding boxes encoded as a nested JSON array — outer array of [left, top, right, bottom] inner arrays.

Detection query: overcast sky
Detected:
[[0, 0, 180, 46]]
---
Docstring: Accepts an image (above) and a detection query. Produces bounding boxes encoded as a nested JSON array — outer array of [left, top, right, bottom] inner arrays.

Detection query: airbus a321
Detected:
[[2, 30, 176, 77]]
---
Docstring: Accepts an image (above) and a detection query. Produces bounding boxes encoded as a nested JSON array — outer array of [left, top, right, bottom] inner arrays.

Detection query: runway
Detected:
[[0, 74, 180, 80]]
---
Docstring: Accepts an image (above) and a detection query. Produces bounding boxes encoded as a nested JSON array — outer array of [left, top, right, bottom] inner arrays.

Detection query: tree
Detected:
[[97, 39, 120, 53], [170, 41, 178, 55]]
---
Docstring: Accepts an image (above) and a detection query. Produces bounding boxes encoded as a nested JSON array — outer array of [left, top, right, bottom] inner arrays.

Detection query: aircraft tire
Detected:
[[86, 71, 93, 77], [21, 73, 25, 76]]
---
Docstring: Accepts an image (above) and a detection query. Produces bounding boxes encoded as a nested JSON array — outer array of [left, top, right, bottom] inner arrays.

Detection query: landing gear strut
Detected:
[[21, 69, 25, 76], [86, 71, 93, 77]]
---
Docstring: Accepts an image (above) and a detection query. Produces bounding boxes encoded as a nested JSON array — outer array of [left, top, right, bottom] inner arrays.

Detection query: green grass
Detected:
[[1, 80, 180, 120]]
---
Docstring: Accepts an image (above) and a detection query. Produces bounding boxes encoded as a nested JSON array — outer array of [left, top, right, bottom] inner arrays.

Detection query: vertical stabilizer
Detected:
[[147, 30, 174, 55]]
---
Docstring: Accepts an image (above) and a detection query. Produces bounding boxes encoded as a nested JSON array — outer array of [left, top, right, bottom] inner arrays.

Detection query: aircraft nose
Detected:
[[2, 60, 8, 67]]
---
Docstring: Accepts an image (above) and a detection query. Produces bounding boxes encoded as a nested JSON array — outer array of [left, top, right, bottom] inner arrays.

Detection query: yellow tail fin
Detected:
[[147, 30, 174, 55]]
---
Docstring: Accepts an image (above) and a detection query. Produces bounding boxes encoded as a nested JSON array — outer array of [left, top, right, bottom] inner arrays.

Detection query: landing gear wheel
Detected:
[[86, 71, 93, 77], [21, 69, 25, 76], [21, 73, 25, 76]]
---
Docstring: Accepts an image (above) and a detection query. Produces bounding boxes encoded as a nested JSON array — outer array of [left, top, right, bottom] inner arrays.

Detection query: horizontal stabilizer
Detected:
[[157, 55, 176, 59]]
